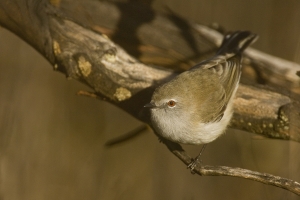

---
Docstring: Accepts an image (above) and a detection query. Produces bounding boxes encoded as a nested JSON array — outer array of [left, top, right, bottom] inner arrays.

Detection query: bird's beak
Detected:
[[144, 102, 156, 109]]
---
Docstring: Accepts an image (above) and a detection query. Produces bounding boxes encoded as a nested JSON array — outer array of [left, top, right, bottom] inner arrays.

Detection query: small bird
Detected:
[[144, 31, 258, 170]]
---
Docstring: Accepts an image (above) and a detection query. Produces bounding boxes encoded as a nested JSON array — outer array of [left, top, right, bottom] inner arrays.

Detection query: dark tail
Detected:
[[216, 31, 258, 55]]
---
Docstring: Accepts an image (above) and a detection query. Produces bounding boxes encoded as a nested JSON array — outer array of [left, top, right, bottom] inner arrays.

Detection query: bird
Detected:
[[144, 31, 258, 170]]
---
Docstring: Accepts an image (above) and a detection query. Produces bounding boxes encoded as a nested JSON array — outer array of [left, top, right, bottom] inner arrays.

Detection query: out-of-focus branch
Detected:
[[193, 24, 300, 89]]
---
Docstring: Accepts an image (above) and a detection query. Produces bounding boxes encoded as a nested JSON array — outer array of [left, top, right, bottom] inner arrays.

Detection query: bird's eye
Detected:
[[167, 100, 176, 107]]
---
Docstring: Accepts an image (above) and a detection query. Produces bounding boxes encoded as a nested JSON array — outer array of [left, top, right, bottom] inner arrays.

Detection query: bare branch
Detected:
[[162, 139, 300, 196]]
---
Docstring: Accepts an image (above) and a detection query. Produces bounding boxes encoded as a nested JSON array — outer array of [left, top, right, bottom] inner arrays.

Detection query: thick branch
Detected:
[[0, 0, 299, 146], [46, 16, 300, 141], [0, 0, 55, 62]]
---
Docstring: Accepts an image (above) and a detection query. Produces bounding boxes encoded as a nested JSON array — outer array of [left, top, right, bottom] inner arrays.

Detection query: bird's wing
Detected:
[[191, 31, 257, 122], [203, 54, 242, 104], [193, 53, 242, 116], [192, 31, 257, 101]]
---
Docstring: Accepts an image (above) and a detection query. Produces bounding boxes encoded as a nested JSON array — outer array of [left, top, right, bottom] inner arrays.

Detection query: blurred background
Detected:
[[0, 0, 300, 199]]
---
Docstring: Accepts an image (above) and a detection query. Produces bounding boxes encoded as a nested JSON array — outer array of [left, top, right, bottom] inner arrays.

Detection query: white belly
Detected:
[[151, 104, 233, 145]]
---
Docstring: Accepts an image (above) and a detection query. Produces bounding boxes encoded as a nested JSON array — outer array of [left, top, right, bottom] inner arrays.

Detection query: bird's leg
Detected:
[[187, 144, 207, 173]]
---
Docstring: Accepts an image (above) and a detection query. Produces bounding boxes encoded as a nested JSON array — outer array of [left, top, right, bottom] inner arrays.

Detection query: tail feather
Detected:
[[216, 31, 258, 55]]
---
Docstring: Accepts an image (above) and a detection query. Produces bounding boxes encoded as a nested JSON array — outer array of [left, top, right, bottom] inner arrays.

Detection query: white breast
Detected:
[[151, 102, 233, 145]]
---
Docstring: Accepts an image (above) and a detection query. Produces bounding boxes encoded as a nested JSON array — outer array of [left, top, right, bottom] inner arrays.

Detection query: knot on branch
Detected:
[[102, 47, 117, 63]]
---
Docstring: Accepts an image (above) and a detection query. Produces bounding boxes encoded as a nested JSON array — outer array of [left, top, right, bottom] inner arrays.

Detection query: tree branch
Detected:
[[52, 5, 300, 142], [193, 24, 300, 89], [161, 139, 300, 196]]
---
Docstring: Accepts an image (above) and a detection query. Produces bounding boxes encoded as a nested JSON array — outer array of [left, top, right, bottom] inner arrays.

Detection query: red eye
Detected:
[[167, 100, 176, 107]]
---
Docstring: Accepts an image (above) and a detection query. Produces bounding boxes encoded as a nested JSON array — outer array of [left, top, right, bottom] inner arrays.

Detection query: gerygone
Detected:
[[144, 31, 258, 170]]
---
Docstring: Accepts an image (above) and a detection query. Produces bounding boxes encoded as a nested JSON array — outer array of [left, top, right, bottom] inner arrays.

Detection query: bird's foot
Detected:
[[157, 136, 164, 143], [187, 144, 206, 174], [187, 158, 202, 174]]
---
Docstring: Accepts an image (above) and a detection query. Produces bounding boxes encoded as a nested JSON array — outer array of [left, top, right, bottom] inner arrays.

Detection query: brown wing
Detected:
[[207, 54, 242, 104], [190, 31, 257, 122], [189, 54, 241, 123]]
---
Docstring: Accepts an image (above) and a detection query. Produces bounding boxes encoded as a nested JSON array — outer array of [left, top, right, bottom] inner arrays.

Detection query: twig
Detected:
[[105, 124, 148, 146], [161, 138, 300, 196], [77, 90, 98, 98]]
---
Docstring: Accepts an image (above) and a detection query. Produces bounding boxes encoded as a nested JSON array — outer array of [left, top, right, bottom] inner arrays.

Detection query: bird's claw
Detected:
[[187, 144, 206, 174], [187, 158, 202, 174]]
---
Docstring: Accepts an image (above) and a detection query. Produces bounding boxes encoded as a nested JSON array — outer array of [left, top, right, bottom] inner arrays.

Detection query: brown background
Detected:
[[0, 0, 300, 199]]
